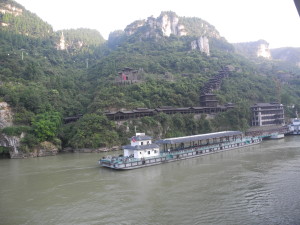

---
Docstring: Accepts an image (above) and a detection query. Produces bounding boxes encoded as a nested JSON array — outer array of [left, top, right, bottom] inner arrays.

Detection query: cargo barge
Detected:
[[99, 131, 262, 170]]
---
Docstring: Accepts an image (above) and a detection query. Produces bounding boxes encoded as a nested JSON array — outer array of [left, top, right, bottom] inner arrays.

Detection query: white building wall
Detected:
[[133, 148, 160, 159], [124, 149, 134, 157]]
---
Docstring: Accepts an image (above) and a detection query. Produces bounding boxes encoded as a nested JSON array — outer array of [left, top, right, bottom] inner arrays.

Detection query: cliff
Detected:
[[0, 0, 53, 38], [56, 28, 105, 52], [0, 102, 21, 157], [233, 40, 272, 59], [271, 47, 300, 67], [110, 11, 223, 56], [0, 102, 58, 158]]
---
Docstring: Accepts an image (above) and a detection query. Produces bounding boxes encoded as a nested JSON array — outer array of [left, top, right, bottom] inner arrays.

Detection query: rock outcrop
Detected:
[[120, 11, 223, 56], [124, 11, 219, 39], [0, 3, 23, 27], [271, 47, 300, 68], [191, 36, 210, 56], [124, 12, 188, 39], [256, 41, 271, 58], [233, 40, 271, 59], [0, 102, 22, 158], [0, 102, 59, 158], [0, 102, 13, 127], [0, 3, 23, 17]]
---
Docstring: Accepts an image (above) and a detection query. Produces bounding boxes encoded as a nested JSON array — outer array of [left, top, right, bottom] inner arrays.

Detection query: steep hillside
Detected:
[[56, 28, 105, 53], [0, 0, 52, 38], [271, 47, 300, 67], [108, 11, 232, 56], [233, 40, 271, 59], [1, 2, 300, 156]]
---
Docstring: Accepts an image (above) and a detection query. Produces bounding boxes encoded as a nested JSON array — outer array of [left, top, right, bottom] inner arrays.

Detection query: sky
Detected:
[[16, 0, 300, 49]]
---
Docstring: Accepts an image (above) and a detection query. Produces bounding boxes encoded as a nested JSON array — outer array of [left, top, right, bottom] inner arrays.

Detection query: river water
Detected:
[[1, 136, 300, 225]]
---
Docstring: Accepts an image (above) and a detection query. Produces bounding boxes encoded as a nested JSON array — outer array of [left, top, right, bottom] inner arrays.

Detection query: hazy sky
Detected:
[[16, 0, 300, 48]]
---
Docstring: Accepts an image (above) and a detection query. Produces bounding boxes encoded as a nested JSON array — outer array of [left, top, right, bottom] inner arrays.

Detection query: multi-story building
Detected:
[[199, 93, 218, 107], [251, 103, 284, 126]]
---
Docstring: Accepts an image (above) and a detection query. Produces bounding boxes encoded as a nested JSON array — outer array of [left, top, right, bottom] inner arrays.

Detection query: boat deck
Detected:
[[100, 137, 261, 170]]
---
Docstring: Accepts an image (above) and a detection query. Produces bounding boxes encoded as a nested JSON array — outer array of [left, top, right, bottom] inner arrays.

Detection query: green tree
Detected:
[[65, 113, 119, 149], [31, 111, 62, 142]]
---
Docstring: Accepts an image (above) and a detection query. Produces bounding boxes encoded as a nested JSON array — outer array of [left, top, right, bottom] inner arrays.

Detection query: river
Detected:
[[1, 136, 300, 225]]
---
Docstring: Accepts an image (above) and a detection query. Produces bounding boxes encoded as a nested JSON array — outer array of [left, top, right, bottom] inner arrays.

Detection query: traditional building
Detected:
[[200, 93, 218, 107], [104, 106, 231, 121], [251, 103, 285, 126], [115, 67, 142, 85]]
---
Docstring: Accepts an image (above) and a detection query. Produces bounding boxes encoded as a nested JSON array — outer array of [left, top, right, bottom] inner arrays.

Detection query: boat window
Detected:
[[141, 142, 143, 145], [140, 152, 142, 154], [154, 150, 157, 153], [148, 151, 150, 155]]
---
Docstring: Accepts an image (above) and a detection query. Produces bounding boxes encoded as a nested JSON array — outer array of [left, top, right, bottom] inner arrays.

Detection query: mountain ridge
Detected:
[[0, 0, 300, 157]]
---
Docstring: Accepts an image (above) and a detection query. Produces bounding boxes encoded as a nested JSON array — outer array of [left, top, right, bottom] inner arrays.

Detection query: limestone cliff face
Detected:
[[0, 102, 13, 128], [256, 41, 271, 59], [122, 12, 222, 56], [191, 36, 210, 56], [271, 47, 300, 68], [0, 102, 59, 158], [159, 14, 186, 37], [0, 3, 23, 27], [125, 13, 188, 38], [0, 3, 23, 16], [0, 102, 22, 157], [124, 11, 220, 40], [233, 40, 271, 59]]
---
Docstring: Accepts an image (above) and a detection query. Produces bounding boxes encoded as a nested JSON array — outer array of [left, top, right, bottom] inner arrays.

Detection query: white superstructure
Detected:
[[288, 118, 300, 134], [123, 133, 160, 159]]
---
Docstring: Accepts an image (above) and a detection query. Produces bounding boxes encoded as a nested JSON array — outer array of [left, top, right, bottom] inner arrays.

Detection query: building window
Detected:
[[140, 152, 142, 154]]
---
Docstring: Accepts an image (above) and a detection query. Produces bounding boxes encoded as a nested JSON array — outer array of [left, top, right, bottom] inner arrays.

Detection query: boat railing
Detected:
[[100, 137, 261, 165]]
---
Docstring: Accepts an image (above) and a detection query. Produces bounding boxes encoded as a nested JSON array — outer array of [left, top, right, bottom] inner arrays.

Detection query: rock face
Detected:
[[0, 3, 22, 27], [0, 102, 58, 158], [125, 13, 188, 38], [121, 11, 221, 56], [0, 3, 23, 17], [0, 102, 13, 127], [57, 32, 66, 50], [233, 40, 271, 59], [33, 141, 58, 157], [191, 36, 210, 56], [256, 41, 271, 58], [0, 102, 22, 158], [123, 11, 221, 40], [271, 47, 300, 67]]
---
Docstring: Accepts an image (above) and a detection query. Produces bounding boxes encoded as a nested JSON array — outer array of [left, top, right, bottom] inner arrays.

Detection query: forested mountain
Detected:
[[1, 0, 300, 157], [271, 47, 300, 67]]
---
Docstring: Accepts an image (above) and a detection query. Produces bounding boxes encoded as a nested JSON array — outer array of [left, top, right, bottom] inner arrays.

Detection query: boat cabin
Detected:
[[123, 133, 160, 159]]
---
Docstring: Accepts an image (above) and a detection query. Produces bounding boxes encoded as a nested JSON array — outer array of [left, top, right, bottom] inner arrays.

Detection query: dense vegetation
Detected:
[[1, 1, 300, 154]]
